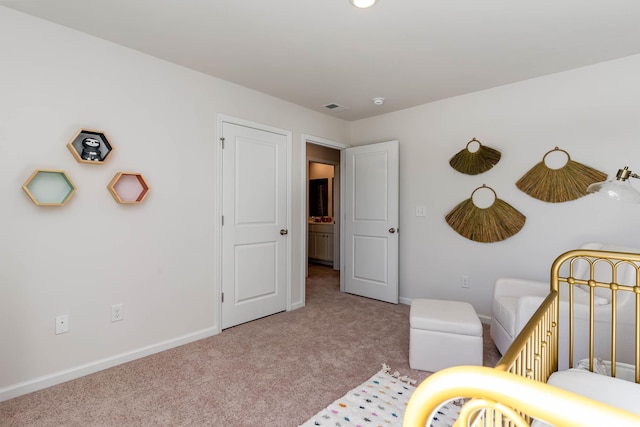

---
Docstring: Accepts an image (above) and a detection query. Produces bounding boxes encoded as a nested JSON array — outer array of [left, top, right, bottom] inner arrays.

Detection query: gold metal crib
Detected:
[[404, 248, 640, 427]]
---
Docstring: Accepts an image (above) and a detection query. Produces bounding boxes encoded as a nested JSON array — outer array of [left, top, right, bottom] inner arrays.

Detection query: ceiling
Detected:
[[3, 0, 640, 121]]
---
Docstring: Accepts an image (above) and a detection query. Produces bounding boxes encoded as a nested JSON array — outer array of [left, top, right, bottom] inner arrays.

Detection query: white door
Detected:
[[344, 140, 399, 303], [221, 121, 288, 329]]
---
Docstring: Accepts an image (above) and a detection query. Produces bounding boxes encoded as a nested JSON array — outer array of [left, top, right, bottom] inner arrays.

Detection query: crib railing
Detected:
[[489, 290, 558, 425], [403, 248, 640, 426], [495, 248, 640, 383], [495, 291, 559, 381], [403, 365, 640, 427], [549, 249, 640, 382]]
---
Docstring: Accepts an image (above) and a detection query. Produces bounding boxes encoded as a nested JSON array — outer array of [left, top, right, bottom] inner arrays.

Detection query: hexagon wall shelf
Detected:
[[22, 169, 76, 206], [67, 128, 114, 164], [108, 172, 150, 204]]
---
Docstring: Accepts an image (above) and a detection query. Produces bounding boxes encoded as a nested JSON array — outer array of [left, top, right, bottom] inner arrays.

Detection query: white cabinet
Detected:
[[308, 224, 334, 264], [308, 231, 319, 259]]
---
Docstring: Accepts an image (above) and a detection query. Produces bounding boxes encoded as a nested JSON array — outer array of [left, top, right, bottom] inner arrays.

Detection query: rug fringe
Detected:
[[381, 363, 418, 385]]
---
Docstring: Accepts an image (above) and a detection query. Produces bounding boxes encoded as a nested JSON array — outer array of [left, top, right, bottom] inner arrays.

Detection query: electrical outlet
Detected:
[[461, 275, 470, 288], [55, 315, 69, 334], [111, 304, 124, 322]]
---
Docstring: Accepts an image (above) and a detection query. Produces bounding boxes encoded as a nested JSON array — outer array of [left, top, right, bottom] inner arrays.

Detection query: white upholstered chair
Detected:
[[490, 242, 640, 369]]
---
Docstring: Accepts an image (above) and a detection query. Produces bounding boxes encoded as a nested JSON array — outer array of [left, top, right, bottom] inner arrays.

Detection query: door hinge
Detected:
[[220, 137, 225, 149], [221, 215, 224, 226], [221, 292, 224, 303]]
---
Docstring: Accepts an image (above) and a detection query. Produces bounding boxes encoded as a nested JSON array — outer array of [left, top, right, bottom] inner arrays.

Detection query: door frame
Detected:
[[216, 114, 292, 330], [300, 134, 349, 306]]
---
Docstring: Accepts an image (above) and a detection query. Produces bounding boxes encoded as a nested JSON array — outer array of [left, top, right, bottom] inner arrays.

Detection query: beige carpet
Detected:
[[0, 264, 501, 426]]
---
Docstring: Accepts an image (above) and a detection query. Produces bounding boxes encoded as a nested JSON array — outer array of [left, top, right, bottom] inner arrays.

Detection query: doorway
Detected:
[[301, 136, 399, 306], [306, 143, 340, 276]]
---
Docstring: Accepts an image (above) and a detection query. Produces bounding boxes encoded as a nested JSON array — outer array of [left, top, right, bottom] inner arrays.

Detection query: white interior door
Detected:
[[344, 140, 399, 303], [221, 121, 288, 329]]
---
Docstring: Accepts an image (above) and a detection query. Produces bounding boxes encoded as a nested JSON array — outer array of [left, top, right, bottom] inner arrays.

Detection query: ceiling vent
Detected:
[[323, 103, 349, 111]]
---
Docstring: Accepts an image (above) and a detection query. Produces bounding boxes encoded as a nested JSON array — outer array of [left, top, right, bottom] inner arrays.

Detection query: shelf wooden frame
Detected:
[[107, 172, 150, 204], [67, 128, 114, 164], [22, 169, 76, 206]]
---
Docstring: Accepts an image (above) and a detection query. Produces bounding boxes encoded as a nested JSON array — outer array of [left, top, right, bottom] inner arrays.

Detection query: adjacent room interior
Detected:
[[306, 142, 340, 276]]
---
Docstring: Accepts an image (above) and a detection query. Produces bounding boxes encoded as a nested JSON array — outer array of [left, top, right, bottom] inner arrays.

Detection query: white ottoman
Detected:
[[409, 299, 483, 372]]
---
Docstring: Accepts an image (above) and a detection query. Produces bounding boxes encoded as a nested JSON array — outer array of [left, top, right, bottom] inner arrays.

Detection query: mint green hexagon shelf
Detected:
[[22, 169, 76, 206]]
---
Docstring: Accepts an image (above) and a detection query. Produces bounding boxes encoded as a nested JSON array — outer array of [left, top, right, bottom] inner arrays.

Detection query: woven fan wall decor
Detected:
[[449, 138, 501, 175], [516, 147, 607, 203], [445, 184, 526, 243]]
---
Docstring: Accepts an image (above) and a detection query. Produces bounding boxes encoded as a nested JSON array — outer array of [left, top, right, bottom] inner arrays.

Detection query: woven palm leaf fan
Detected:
[[449, 138, 502, 175], [516, 147, 607, 203], [445, 184, 526, 243]]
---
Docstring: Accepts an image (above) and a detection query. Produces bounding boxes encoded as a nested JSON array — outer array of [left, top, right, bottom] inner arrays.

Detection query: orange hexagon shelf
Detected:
[[22, 169, 76, 206], [107, 172, 150, 204], [67, 128, 114, 164]]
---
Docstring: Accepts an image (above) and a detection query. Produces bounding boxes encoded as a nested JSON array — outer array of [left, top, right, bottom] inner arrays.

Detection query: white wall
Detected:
[[0, 7, 349, 400], [5, 3, 640, 402], [351, 54, 640, 320]]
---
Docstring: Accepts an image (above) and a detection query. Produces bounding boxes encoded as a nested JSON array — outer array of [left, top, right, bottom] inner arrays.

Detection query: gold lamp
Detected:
[[586, 166, 640, 203]]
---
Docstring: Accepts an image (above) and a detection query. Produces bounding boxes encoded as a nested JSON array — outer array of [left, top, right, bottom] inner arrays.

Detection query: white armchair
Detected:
[[490, 277, 550, 355], [490, 242, 640, 370]]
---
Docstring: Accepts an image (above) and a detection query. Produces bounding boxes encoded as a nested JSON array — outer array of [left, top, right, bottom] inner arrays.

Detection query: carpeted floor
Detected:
[[0, 264, 501, 426]]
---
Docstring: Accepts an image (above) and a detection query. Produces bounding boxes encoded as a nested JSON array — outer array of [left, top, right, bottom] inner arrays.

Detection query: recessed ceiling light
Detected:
[[372, 97, 384, 106], [350, 0, 377, 9]]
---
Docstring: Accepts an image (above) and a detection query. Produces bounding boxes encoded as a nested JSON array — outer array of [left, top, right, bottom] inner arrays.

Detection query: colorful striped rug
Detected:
[[299, 364, 460, 427]]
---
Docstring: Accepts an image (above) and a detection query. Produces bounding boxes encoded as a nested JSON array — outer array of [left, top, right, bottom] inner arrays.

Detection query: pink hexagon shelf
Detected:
[[22, 169, 76, 206], [107, 172, 149, 204]]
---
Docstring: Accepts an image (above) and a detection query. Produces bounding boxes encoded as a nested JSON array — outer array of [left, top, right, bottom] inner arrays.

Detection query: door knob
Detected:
[[280, 229, 288, 235], [388, 228, 396, 234]]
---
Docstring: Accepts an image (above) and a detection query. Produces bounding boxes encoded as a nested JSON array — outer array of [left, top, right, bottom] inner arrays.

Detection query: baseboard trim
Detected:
[[399, 296, 412, 305], [477, 313, 491, 324], [0, 326, 219, 402], [290, 300, 305, 310]]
